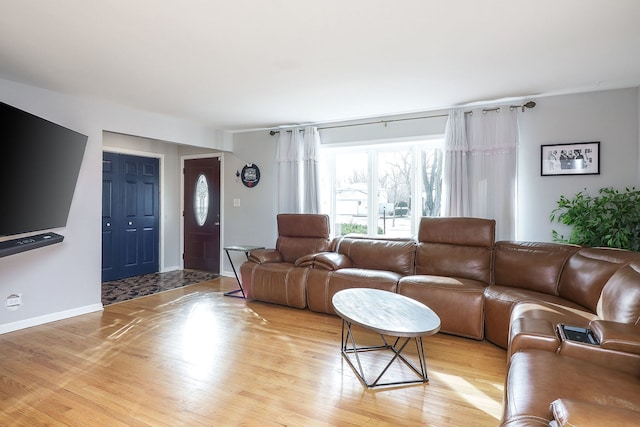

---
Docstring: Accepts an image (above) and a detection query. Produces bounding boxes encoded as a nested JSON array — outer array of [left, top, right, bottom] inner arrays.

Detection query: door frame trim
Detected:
[[103, 147, 166, 273], [180, 153, 224, 272]]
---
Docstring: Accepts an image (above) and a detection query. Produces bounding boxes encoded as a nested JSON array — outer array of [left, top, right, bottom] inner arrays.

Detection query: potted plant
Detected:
[[550, 187, 640, 251]]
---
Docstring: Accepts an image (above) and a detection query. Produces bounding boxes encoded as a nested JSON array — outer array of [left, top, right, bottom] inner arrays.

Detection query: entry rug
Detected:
[[102, 269, 218, 305]]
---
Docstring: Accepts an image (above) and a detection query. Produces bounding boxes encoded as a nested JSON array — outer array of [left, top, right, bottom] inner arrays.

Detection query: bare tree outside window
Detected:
[[378, 150, 412, 232], [421, 148, 443, 216]]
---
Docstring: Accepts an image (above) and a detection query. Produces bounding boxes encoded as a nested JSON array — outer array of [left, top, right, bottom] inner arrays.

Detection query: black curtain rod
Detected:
[[268, 101, 536, 135]]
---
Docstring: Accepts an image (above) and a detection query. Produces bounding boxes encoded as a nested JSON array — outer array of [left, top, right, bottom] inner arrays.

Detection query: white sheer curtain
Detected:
[[276, 128, 299, 213], [276, 126, 321, 213], [442, 106, 519, 240], [301, 126, 321, 213], [467, 107, 519, 240], [442, 109, 470, 216]]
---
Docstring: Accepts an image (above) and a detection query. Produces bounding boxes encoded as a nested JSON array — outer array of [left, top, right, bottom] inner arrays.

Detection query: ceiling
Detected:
[[1, 0, 639, 132]]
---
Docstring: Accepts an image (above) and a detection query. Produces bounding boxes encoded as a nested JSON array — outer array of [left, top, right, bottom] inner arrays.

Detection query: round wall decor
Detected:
[[241, 163, 260, 187]]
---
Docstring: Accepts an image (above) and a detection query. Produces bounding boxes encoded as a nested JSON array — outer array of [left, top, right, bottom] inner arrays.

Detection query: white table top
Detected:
[[332, 288, 441, 337], [224, 245, 265, 251]]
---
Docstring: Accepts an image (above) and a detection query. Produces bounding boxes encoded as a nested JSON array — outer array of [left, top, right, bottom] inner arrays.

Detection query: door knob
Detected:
[[215, 222, 220, 226], [128, 221, 133, 226]]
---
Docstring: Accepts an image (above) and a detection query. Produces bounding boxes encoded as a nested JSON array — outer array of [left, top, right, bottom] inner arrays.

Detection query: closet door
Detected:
[[102, 152, 159, 281]]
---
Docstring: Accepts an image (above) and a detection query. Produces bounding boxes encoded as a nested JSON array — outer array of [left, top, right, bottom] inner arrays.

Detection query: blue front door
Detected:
[[102, 152, 160, 281]]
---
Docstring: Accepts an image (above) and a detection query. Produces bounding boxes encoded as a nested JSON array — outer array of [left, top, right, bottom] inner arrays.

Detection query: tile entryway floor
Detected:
[[102, 269, 218, 305]]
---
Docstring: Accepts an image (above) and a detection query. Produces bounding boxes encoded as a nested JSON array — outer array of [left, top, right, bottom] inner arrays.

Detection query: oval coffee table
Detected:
[[332, 288, 441, 388]]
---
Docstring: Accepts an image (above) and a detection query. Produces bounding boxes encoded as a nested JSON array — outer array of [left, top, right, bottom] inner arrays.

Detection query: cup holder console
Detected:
[[558, 324, 600, 345]]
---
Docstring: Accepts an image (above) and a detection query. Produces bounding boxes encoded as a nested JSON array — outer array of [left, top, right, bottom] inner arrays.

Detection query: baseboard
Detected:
[[222, 270, 235, 278], [0, 303, 104, 334]]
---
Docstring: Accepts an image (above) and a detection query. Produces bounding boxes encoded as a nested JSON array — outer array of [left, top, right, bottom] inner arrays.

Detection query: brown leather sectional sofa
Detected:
[[240, 214, 640, 426]]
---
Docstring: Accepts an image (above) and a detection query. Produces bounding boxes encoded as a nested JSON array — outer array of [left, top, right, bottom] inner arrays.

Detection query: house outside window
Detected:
[[320, 137, 444, 238]]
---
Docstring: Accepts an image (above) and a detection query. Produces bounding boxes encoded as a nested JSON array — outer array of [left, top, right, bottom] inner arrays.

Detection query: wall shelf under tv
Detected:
[[0, 232, 64, 258]]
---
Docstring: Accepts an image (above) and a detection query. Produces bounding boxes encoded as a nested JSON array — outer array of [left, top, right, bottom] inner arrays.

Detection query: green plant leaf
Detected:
[[550, 186, 640, 250]]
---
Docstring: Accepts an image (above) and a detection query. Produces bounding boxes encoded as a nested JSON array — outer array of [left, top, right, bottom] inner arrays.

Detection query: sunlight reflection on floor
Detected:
[[181, 302, 222, 379], [430, 370, 503, 420]]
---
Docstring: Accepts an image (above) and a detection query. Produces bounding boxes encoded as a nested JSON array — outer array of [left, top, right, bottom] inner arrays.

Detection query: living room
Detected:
[[1, 1, 639, 425]]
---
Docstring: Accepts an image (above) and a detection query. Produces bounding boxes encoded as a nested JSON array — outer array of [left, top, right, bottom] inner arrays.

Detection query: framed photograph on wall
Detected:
[[541, 141, 600, 176]]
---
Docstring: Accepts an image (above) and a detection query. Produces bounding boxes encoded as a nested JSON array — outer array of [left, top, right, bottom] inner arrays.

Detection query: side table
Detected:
[[224, 245, 264, 298]]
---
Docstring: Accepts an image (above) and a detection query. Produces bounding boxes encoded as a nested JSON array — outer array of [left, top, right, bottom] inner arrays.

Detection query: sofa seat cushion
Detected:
[[240, 262, 308, 309], [508, 301, 597, 358], [398, 275, 486, 340], [306, 268, 401, 315], [485, 285, 587, 349], [502, 349, 640, 426]]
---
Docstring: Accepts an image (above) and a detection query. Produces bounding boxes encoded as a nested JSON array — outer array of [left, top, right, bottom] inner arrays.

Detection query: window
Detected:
[[320, 138, 444, 238], [194, 174, 209, 226]]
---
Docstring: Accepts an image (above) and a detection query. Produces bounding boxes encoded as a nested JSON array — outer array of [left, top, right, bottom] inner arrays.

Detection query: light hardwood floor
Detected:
[[0, 277, 507, 426]]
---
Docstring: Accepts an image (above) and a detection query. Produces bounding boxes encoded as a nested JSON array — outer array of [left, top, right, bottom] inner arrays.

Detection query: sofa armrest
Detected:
[[295, 252, 353, 270], [551, 398, 640, 426], [294, 252, 319, 267], [248, 249, 283, 264], [589, 320, 640, 355]]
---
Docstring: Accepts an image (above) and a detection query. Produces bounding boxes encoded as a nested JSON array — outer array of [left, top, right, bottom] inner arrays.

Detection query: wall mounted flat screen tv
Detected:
[[0, 102, 88, 237]]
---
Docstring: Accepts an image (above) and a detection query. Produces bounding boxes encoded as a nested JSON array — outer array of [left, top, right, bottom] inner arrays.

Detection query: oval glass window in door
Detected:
[[194, 174, 209, 226]]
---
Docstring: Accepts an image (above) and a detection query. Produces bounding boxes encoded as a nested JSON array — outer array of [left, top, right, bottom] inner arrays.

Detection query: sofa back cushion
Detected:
[[275, 214, 331, 263], [558, 248, 640, 312], [494, 241, 579, 295], [598, 261, 640, 324], [415, 217, 495, 284], [336, 237, 415, 276]]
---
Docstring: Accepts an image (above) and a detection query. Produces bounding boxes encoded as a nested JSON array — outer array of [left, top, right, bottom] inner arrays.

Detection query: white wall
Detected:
[[0, 78, 227, 333], [517, 88, 640, 241], [319, 113, 448, 145], [221, 132, 279, 275]]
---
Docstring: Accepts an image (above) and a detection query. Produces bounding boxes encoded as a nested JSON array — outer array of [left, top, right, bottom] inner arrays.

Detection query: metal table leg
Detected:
[[223, 248, 247, 298], [340, 319, 430, 388]]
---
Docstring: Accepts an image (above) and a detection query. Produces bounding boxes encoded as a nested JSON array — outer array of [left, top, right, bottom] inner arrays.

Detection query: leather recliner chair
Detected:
[[239, 214, 331, 309]]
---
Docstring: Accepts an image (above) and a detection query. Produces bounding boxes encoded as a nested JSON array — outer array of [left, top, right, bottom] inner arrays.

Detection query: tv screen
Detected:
[[0, 102, 88, 237]]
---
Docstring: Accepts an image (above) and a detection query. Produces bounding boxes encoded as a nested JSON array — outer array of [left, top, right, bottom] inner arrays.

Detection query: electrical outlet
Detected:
[[6, 293, 22, 309]]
